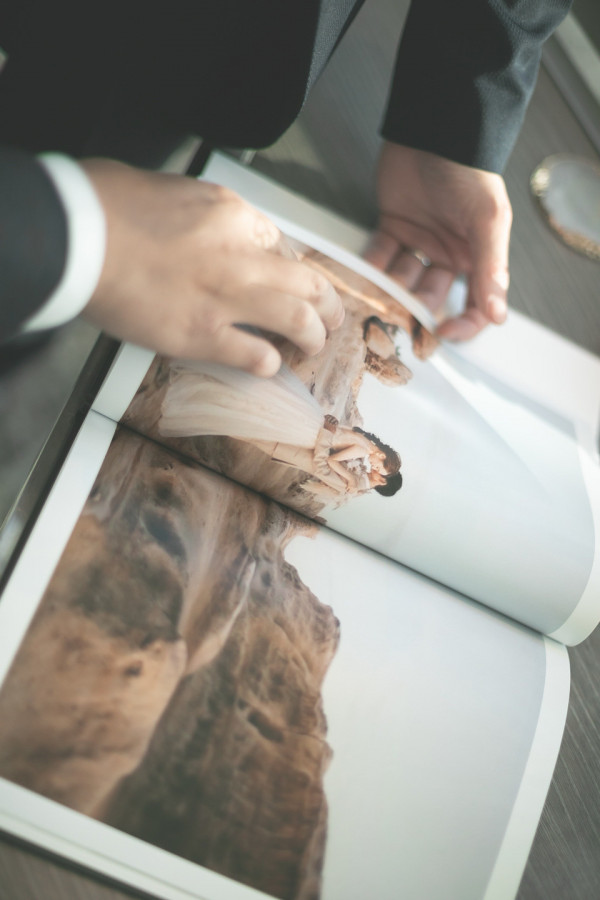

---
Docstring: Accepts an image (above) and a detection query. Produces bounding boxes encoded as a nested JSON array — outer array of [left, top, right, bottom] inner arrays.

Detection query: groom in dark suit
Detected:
[[0, 0, 571, 371]]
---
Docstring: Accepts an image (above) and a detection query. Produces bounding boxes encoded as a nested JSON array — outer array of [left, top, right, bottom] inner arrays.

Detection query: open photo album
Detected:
[[0, 154, 599, 900]]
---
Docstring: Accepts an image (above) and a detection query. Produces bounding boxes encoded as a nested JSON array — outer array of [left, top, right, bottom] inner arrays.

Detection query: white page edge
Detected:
[[549, 422, 600, 645], [92, 343, 155, 422], [483, 637, 570, 900], [0, 413, 116, 687]]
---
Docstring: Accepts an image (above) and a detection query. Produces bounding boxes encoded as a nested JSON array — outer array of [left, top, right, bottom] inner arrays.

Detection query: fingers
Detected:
[[367, 219, 467, 273], [435, 306, 490, 341], [467, 204, 511, 326], [229, 203, 345, 341], [465, 179, 512, 324], [183, 251, 343, 367], [364, 231, 400, 270], [414, 266, 456, 315], [386, 250, 433, 291], [392, 256, 457, 321], [437, 190, 512, 341], [255, 254, 345, 335], [364, 233, 487, 341], [196, 324, 283, 378], [363, 231, 500, 342], [469, 253, 510, 326], [235, 284, 328, 357], [364, 219, 466, 309], [365, 230, 458, 314], [437, 273, 508, 341]]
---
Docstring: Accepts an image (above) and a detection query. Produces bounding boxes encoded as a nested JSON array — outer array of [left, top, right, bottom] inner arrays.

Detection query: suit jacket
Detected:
[[0, 0, 571, 341], [0, 145, 67, 336]]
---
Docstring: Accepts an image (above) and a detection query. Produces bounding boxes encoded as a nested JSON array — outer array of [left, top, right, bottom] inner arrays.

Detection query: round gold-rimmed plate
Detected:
[[530, 154, 600, 262]]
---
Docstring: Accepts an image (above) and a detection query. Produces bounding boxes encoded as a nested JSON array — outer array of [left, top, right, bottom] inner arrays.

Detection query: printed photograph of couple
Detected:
[[121, 239, 438, 522], [120, 238, 595, 631]]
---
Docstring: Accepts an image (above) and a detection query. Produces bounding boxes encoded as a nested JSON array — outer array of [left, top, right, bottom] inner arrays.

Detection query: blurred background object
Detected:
[[530, 2, 600, 262], [531, 154, 600, 260]]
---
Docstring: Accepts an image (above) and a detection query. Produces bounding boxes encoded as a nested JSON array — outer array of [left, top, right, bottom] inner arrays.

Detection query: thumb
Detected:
[[467, 194, 512, 325]]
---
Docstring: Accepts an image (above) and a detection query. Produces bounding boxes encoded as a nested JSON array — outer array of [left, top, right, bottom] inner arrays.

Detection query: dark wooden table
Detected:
[[1, 1, 600, 897]]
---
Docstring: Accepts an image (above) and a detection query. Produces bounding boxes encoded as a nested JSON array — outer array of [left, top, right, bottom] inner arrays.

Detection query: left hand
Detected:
[[365, 142, 513, 340]]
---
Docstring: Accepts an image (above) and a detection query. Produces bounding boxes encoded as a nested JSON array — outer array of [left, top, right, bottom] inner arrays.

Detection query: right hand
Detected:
[[81, 159, 344, 377], [365, 143, 512, 341]]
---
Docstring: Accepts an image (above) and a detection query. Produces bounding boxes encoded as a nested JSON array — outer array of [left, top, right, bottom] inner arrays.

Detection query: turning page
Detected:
[[93, 219, 600, 643]]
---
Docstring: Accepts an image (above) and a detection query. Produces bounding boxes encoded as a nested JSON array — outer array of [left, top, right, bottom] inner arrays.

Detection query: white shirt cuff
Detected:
[[22, 153, 106, 332]]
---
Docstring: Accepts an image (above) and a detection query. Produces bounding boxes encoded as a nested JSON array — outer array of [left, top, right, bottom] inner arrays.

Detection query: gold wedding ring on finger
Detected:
[[406, 248, 432, 268]]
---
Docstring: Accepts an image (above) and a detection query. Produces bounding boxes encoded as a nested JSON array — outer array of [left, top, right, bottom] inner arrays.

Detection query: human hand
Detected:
[[365, 142, 513, 340], [80, 159, 344, 376]]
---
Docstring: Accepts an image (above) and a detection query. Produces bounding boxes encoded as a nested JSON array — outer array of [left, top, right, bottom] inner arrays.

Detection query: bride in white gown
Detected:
[[159, 360, 402, 503]]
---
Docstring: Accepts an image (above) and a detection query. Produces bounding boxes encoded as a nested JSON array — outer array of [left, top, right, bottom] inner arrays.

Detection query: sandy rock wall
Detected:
[[0, 428, 339, 899]]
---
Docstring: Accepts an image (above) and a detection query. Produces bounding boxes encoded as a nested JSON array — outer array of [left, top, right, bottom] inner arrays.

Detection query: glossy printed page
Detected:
[[0, 420, 568, 900], [108, 228, 600, 642]]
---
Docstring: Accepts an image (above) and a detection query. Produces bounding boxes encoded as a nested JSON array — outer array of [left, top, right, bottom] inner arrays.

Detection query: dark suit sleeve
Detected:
[[0, 145, 67, 340], [381, 0, 572, 173]]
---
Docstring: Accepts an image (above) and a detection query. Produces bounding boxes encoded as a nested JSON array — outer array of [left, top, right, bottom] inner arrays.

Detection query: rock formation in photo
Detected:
[[0, 428, 339, 899]]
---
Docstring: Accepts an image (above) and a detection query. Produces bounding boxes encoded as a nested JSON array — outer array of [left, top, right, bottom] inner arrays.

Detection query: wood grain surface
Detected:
[[1, 1, 600, 897]]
